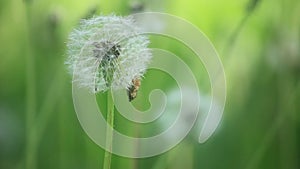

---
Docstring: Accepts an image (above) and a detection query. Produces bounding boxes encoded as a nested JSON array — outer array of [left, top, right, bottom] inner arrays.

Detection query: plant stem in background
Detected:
[[24, 5, 37, 169], [103, 90, 114, 169], [223, 0, 261, 57]]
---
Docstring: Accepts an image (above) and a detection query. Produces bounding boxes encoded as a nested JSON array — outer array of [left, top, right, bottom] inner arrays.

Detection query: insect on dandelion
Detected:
[[66, 15, 152, 101]]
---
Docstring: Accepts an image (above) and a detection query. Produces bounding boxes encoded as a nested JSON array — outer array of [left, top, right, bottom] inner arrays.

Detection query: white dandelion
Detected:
[[66, 15, 152, 94]]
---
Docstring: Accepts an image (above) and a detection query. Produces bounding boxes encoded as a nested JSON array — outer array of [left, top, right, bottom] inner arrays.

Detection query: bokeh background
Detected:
[[0, 0, 299, 169]]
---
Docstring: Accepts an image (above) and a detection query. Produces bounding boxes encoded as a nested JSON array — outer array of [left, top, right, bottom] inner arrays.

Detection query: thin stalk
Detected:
[[103, 90, 114, 169], [24, 4, 37, 169], [223, 0, 262, 57]]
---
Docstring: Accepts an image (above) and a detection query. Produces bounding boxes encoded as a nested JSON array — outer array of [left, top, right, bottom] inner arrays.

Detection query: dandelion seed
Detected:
[[66, 15, 152, 98]]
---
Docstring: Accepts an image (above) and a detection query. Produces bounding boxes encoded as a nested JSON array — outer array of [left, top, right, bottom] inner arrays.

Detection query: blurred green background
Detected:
[[0, 0, 299, 169]]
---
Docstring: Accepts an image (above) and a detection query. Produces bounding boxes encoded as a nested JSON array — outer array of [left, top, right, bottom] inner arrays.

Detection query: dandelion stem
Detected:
[[103, 90, 114, 169]]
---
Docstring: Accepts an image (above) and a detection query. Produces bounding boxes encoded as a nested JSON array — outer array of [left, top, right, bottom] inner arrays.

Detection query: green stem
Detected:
[[103, 90, 114, 169], [24, 4, 37, 169]]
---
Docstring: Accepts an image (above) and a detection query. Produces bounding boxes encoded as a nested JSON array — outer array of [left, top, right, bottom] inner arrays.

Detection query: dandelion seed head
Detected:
[[66, 15, 151, 93]]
